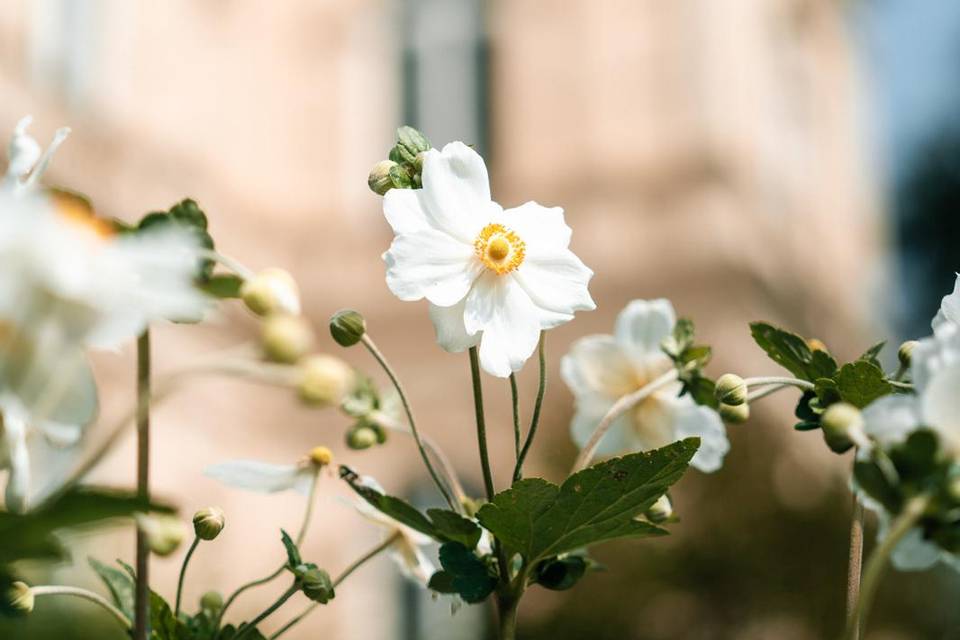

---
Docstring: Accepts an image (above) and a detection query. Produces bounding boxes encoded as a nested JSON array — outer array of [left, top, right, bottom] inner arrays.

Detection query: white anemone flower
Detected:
[[860, 323, 960, 570], [561, 299, 729, 473], [3, 115, 70, 195], [932, 273, 960, 330], [381, 142, 595, 377], [352, 477, 435, 586]]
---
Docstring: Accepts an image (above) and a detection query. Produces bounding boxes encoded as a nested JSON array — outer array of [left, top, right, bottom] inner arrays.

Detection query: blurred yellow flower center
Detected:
[[475, 223, 525, 275], [53, 191, 115, 240]]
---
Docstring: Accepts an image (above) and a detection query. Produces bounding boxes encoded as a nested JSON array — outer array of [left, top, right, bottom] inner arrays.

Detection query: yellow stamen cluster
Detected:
[[474, 223, 525, 275], [53, 191, 115, 239]]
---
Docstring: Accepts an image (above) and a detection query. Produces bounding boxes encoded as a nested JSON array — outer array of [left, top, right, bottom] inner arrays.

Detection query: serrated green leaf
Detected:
[[426, 509, 482, 550], [198, 274, 244, 299], [89, 558, 135, 619], [681, 375, 718, 409], [427, 570, 458, 594], [150, 590, 182, 640], [168, 199, 208, 231], [436, 542, 496, 603], [835, 361, 893, 408], [749, 322, 838, 381], [477, 439, 698, 563]]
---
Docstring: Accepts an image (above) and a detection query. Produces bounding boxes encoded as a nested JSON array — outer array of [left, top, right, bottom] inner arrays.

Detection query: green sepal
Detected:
[[532, 555, 589, 591], [280, 529, 302, 568]]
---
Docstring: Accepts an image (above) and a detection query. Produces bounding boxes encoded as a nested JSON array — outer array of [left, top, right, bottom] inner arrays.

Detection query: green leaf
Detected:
[[135, 199, 216, 282], [89, 558, 135, 619], [427, 571, 458, 594], [426, 509, 482, 550], [434, 543, 496, 604], [889, 429, 941, 485], [280, 530, 302, 568], [749, 322, 838, 381], [168, 199, 209, 231], [834, 361, 893, 408], [681, 375, 718, 409], [198, 274, 244, 299], [477, 439, 698, 563], [859, 341, 886, 368], [149, 590, 182, 640], [854, 459, 901, 513]]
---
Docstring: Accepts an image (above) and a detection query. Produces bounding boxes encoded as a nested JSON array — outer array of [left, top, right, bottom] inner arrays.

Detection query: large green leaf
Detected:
[[477, 439, 698, 563], [834, 361, 893, 408], [427, 543, 496, 603], [89, 557, 135, 619], [749, 322, 838, 381]]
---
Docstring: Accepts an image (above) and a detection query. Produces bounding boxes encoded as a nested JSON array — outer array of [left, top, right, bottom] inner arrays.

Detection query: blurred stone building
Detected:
[[1, 1, 915, 639]]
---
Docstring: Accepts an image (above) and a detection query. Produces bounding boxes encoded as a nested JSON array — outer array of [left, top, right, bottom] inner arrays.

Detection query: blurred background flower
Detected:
[[0, 1, 958, 638]]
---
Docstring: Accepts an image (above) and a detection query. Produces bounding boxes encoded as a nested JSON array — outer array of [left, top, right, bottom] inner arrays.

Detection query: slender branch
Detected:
[[197, 248, 255, 280], [360, 334, 455, 509], [742, 376, 815, 392], [134, 331, 151, 640], [510, 373, 521, 461], [887, 380, 914, 392], [846, 488, 865, 639], [514, 333, 546, 482], [233, 584, 299, 640], [845, 494, 931, 640], [746, 383, 791, 403], [31, 586, 132, 629], [268, 533, 401, 639], [175, 536, 201, 617], [468, 347, 495, 501], [571, 369, 679, 473]]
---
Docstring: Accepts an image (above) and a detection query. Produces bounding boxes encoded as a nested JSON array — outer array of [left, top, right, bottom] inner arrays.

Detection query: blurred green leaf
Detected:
[[749, 322, 838, 381], [89, 558, 135, 620]]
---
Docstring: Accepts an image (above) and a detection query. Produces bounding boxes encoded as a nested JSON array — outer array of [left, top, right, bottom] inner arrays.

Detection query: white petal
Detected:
[[560, 335, 637, 400], [1, 409, 30, 513], [666, 398, 729, 473], [382, 187, 431, 235], [500, 201, 572, 252], [428, 300, 480, 353], [569, 394, 635, 458], [614, 299, 677, 359], [6, 116, 41, 180], [513, 248, 595, 319], [862, 394, 921, 447], [384, 228, 479, 306], [934, 274, 960, 329], [420, 142, 492, 242], [464, 273, 541, 377], [911, 323, 960, 393], [922, 363, 960, 449], [205, 460, 313, 494], [391, 537, 436, 586]]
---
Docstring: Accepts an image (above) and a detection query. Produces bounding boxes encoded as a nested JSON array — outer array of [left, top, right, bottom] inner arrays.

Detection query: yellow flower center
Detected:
[[475, 223, 525, 275], [53, 191, 115, 240]]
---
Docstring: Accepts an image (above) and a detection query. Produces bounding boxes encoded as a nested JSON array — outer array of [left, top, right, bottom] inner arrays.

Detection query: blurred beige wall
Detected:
[[0, 1, 883, 638]]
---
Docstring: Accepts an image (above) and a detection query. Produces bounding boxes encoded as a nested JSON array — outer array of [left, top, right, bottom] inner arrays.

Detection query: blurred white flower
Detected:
[[205, 458, 319, 495], [932, 273, 960, 330], [381, 142, 594, 377], [352, 477, 435, 585], [561, 299, 729, 473], [2, 115, 70, 195]]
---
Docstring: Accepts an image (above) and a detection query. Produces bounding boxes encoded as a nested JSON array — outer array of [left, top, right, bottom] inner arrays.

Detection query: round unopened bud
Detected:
[[329, 310, 366, 347], [193, 507, 226, 541], [308, 446, 333, 467], [300, 567, 335, 604], [136, 514, 187, 557], [368, 160, 398, 196], [200, 590, 224, 612], [261, 314, 314, 364], [298, 355, 355, 407], [5, 582, 33, 615], [821, 402, 864, 454], [715, 374, 748, 406], [719, 402, 750, 424], [347, 425, 378, 450], [645, 495, 673, 524], [241, 268, 301, 317], [899, 341, 919, 368]]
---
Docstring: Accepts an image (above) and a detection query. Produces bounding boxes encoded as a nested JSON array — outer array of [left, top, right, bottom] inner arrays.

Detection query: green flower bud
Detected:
[[347, 425, 378, 450], [136, 514, 187, 557], [821, 402, 864, 454], [5, 582, 33, 615], [241, 268, 301, 317], [298, 355, 355, 407], [395, 126, 430, 165], [193, 507, 226, 541], [329, 309, 366, 347], [200, 590, 224, 612], [715, 373, 747, 406], [299, 566, 335, 604], [261, 314, 314, 364], [719, 402, 750, 424], [368, 160, 398, 196], [899, 340, 919, 368], [645, 495, 673, 524]]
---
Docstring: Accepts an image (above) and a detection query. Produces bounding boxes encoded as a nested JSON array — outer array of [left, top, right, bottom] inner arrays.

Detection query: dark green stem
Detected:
[[510, 374, 521, 461], [233, 585, 299, 640], [175, 536, 201, 617], [468, 347, 496, 501], [496, 593, 520, 640], [513, 333, 545, 483], [134, 331, 151, 640], [361, 334, 456, 509]]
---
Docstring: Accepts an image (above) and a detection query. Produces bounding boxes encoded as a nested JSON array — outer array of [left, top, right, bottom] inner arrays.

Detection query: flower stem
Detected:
[[514, 333, 546, 483], [746, 383, 791, 403], [216, 471, 320, 631], [468, 347, 496, 501], [175, 536, 201, 617], [510, 373, 521, 461], [268, 533, 400, 639], [496, 593, 520, 640], [742, 376, 815, 392], [571, 368, 679, 473], [845, 494, 930, 640], [233, 584, 299, 640], [845, 489, 865, 640], [360, 334, 456, 510], [134, 330, 151, 640], [887, 380, 914, 392], [31, 586, 132, 629]]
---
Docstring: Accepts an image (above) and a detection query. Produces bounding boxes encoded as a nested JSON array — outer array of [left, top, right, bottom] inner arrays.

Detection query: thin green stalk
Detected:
[[216, 472, 319, 633], [514, 333, 546, 482], [233, 584, 299, 640], [361, 334, 455, 510], [496, 594, 520, 640], [468, 347, 495, 501], [510, 373, 521, 461], [846, 491, 864, 640], [31, 586, 132, 629], [268, 532, 401, 639], [175, 536, 201, 617], [134, 331, 151, 640], [844, 494, 930, 639]]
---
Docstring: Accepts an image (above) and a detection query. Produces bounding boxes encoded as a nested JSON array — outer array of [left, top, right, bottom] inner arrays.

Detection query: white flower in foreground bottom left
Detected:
[[561, 299, 729, 473]]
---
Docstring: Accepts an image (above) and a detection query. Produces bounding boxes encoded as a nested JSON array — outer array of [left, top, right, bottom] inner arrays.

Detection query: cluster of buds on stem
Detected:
[[714, 373, 750, 424], [367, 127, 430, 195]]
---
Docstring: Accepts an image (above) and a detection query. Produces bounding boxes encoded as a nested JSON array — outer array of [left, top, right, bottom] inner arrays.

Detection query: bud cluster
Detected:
[[367, 126, 431, 195]]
